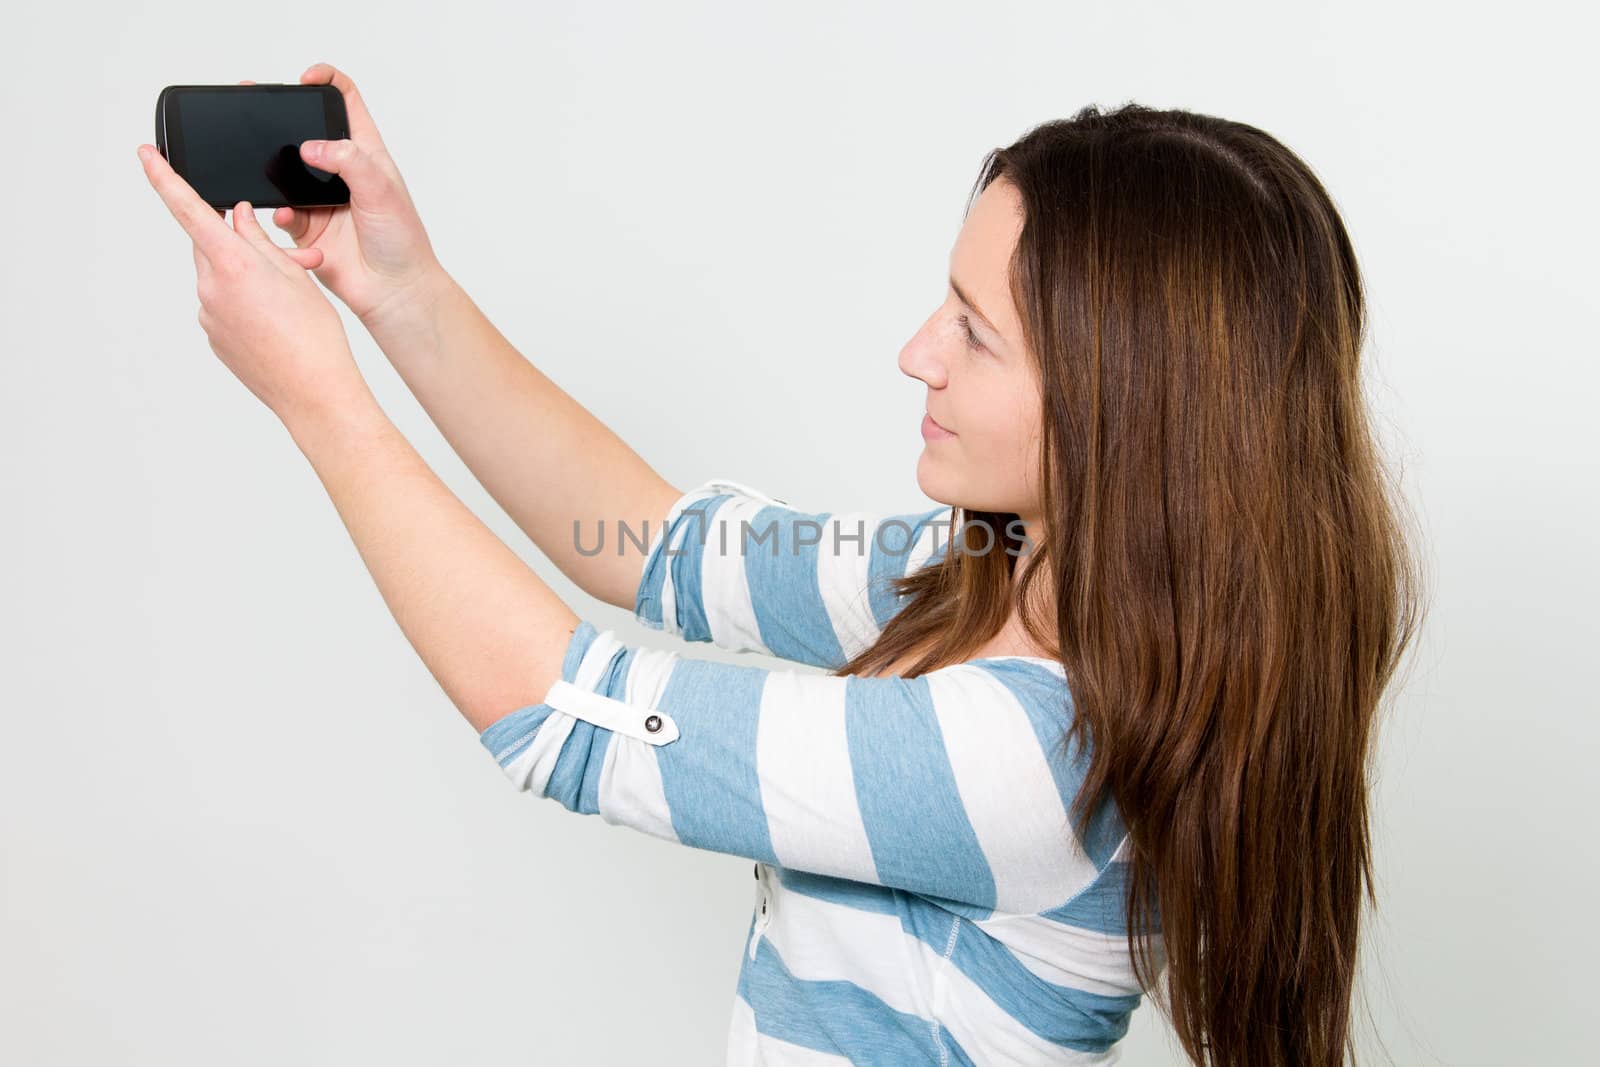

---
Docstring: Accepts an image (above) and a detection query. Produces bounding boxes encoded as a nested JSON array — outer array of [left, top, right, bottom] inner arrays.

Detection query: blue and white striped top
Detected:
[[479, 478, 1161, 1065]]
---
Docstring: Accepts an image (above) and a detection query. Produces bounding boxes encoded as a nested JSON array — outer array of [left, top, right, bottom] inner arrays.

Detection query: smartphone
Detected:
[[155, 84, 352, 210]]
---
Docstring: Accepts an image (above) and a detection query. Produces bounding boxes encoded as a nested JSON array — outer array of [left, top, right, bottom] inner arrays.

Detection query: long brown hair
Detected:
[[837, 104, 1426, 1066]]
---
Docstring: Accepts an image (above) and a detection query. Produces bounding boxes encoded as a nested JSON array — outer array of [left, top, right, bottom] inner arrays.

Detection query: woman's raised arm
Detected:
[[359, 267, 684, 611], [265, 63, 679, 612]]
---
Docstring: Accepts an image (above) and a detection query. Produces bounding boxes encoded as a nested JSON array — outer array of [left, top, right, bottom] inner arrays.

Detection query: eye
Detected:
[[956, 313, 983, 351]]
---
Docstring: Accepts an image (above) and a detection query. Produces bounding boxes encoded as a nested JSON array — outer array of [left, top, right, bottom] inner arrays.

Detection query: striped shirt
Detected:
[[479, 478, 1160, 1064]]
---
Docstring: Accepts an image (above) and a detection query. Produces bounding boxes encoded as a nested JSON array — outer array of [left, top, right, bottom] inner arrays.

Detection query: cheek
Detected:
[[975, 384, 1042, 502], [960, 379, 1038, 463], [919, 368, 1043, 512]]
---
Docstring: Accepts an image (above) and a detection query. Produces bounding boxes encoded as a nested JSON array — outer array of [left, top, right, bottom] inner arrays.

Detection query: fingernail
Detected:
[[303, 140, 322, 159], [137, 145, 152, 162]]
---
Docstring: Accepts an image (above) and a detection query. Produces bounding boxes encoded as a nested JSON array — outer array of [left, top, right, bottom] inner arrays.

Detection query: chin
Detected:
[[917, 454, 1031, 519], [914, 451, 961, 506]]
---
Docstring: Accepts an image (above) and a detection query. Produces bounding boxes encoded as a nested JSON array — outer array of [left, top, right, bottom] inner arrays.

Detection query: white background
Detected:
[[2, 2, 1595, 1063]]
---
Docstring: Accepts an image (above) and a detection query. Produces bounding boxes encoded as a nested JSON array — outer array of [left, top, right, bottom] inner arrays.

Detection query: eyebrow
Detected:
[[948, 275, 1002, 340]]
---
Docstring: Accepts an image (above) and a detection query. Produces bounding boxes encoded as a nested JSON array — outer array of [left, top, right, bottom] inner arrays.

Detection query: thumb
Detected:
[[300, 138, 386, 199], [230, 201, 308, 276]]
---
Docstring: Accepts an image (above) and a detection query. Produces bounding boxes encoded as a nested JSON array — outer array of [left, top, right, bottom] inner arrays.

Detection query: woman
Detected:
[[137, 62, 1423, 1066]]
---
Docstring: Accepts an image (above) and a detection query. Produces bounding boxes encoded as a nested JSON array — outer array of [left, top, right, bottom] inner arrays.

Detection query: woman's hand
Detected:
[[137, 143, 371, 428], [241, 63, 443, 326]]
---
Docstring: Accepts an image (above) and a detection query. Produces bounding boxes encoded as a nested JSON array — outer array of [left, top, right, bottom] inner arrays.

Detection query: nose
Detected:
[[898, 310, 950, 389]]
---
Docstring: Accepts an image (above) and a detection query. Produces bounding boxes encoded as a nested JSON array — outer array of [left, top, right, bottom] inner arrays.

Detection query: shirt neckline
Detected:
[[969, 654, 1067, 674]]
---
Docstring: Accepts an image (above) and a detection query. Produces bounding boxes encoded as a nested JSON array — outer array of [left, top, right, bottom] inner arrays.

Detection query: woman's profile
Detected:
[[138, 61, 1424, 1067]]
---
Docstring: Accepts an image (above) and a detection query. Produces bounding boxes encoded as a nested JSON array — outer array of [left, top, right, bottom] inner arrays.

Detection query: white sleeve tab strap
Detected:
[[541, 679, 682, 746]]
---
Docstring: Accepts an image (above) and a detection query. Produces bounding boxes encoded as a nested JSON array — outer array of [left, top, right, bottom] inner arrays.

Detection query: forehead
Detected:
[[951, 178, 1025, 334], [952, 178, 1023, 270]]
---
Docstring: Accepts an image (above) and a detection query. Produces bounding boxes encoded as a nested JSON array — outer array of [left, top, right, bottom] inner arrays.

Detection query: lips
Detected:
[[921, 412, 956, 441], [925, 412, 954, 434]]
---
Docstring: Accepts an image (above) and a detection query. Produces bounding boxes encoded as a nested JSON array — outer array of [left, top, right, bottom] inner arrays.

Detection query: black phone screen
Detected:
[[156, 85, 351, 210]]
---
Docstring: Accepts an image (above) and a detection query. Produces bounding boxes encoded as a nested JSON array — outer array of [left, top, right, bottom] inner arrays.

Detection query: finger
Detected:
[[238, 79, 255, 85], [230, 200, 304, 277], [234, 204, 326, 273], [274, 203, 334, 248], [298, 62, 383, 148], [271, 205, 312, 242], [138, 144, 237, 263], [283, 245, 326, 270]]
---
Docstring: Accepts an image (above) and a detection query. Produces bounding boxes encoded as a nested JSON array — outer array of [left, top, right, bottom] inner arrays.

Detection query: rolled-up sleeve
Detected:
[[478, 620, 1111, 917], [632, 478, 953, 670]]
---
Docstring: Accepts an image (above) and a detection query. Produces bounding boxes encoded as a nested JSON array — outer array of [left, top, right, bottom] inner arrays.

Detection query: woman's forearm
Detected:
[[354, 266, 685, 612], [283, 392, 579, 734]]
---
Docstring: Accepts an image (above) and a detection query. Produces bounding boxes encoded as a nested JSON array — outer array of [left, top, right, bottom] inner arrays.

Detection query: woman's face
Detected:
[[898, 178, 1042, 528]]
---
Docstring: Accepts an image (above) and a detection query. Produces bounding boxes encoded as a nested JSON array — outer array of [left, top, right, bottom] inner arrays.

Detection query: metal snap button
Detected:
[[644, 714, 662, 733]]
